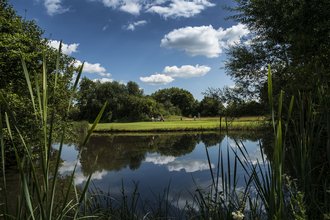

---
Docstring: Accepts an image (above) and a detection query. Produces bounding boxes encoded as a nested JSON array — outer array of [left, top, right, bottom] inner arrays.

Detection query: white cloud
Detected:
[[167, 160, 214, 173], [146, 0, 215, 19], [140, 73, 174, 85], [92, 78, 114, 83], [140, 64, 210, 85], [164, 64, 210, 78], [145, 154, 176, 165], [96, 0, 213, 18], [74, 60, 113, 81], [83, 62, 106, 73], [99, 72, 112, 77], [120, 1, 141, 15], [48, 40, 79, 55], [161, 23, 250, 58], [124, 20, 147, 31], [101, 0, 142, 15], [217, 23, 251, 48], [102, 0, 120, 8], [44, 0, 69, 16]]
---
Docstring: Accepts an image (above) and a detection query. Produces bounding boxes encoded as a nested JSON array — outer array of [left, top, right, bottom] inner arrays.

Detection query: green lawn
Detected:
[[94, 116, 267, 132]]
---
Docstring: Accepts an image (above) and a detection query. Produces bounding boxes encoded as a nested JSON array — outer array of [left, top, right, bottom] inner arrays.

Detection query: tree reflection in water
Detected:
[[78, 132, 265, 176]]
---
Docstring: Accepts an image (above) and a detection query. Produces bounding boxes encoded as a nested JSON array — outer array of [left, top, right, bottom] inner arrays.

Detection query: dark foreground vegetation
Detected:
[[1, 0, 330, 219]]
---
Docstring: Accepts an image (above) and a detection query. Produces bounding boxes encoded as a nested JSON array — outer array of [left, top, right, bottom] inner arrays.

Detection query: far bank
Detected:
[[93, 116, 268, 133]]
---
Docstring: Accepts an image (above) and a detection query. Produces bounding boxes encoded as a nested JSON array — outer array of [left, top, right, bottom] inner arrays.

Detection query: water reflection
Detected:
[[79, 133, 224, 174], [55, 131, 268, 213]]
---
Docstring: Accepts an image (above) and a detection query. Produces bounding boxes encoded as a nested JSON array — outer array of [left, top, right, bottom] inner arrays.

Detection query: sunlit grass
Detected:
[[94, 117, 266, 132]]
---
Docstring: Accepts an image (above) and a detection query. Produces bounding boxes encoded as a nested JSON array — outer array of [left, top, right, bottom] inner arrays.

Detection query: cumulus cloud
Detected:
[[164, 64, 210, 78], [146, 0, 215, 19], [48, 40, 79, 55], [161, 23, 250, 57], [100, 0, 142, 15], [96, 0, 214, 17], [44, 0, 69, 16], [140, 64, 210, 85], [75, 60, 105, 73], [92, 78, 114, 83], [167, 160, 214, 173], [140, 73, 174, 85], [120, 1, 141, 15], [124, 20, 147, 31], [49, 40, 114, 81], [102, 0, 120, 8], [74, 60, 113, 82]]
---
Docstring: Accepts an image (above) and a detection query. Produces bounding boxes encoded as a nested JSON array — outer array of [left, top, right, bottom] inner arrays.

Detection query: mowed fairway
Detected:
[[94, 116, 266, 132]]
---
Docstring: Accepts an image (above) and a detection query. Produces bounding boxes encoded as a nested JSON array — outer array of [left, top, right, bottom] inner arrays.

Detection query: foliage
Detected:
[[151, 87, 198, 117], [226, 0, 330, 106], [0, 39, 107, 218], [226, 1, 330, 217], [77, 78, 162, 122], [199, 96, 224, 116], [203, 87, 265, 117], [0, 0, 77, 164]]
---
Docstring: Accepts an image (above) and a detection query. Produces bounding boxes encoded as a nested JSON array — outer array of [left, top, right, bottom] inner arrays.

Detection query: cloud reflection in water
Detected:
[[145, 153, 214, 173]]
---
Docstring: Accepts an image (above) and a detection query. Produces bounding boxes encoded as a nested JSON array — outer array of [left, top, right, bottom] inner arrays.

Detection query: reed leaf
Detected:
[[54, 41, 62, 90], [0, 107, 8, 219], [21, 57, 37, 117]]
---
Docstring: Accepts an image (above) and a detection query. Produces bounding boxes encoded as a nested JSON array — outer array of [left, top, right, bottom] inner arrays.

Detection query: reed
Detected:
[[0, 42, 106, 219]]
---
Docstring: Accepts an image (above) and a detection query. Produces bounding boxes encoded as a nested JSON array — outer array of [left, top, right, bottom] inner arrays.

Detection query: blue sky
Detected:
[[10, 0, 249, 100]]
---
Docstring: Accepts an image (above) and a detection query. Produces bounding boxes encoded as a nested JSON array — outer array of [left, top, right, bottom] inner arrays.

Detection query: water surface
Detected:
[[55, 132, 268, 210]]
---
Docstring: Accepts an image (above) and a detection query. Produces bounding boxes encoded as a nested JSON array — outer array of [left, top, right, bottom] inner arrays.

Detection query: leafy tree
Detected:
[[0, 0, 76, 163], [202, 86, 264, 117], [126, 81, 142, 96], [151, 87, 197, 116], [77, 78, 162, 122], [227, 1, 330, 218], [199, 96, 224, 116], [226, 0, 330, 104]]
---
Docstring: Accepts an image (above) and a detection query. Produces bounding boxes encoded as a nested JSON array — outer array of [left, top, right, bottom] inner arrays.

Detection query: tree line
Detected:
[[73, 77, 264, 122]]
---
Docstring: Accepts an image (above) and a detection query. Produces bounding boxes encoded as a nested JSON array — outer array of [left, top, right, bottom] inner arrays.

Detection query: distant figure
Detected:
[[180, 117, 183, 121], [194, 116, 196, 121], [151, 116, 154, 122]]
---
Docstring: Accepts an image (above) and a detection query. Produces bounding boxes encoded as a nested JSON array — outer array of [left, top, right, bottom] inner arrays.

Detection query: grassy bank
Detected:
[[94, 116, 267, 132]]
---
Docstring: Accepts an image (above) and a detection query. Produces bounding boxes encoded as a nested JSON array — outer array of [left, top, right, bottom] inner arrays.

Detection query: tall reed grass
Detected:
[[0, 42, 106, 219], [190, 65, 308, 220]]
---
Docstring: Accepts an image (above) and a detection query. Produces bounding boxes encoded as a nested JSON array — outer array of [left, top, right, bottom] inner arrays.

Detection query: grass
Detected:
[[94, 116, 266, 132]]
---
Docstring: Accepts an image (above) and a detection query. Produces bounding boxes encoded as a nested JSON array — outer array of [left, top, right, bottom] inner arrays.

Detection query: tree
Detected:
[[226, 0, 330, 104], [0, 0, 76, 163], [77, 78, 163, 122], [202, 87, 263, 117], [126, 81, 142, 96], [151, 87, 197, 116], [227, 1, 330, 218], [199, 96, 224, 116]]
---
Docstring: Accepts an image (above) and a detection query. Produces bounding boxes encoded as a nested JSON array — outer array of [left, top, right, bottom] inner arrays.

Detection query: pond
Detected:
[[54, 131, 270, 215]]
